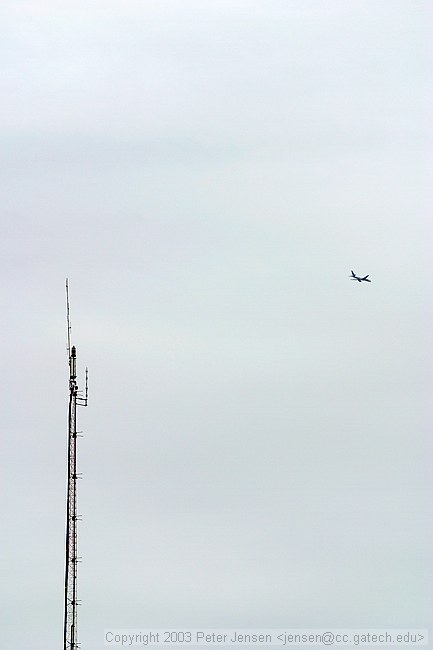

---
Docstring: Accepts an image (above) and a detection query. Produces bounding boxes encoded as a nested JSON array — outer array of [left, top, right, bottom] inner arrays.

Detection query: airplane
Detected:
[[350, 270, 371, 282]]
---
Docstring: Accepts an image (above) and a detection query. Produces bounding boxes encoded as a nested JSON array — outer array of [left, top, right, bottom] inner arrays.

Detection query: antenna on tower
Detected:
[[66, 278, 72, 359], [63, 280, 88, 650]]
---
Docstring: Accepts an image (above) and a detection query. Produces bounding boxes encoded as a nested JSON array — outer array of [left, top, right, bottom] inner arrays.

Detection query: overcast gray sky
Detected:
[[1, 1, 432, 649]]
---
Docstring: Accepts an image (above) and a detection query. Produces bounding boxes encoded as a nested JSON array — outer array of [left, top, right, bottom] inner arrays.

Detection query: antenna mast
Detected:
[[64, 279, 88, 650]]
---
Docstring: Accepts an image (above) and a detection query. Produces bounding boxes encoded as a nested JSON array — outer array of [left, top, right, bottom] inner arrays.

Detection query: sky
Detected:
[[0, 1, 432, 649]]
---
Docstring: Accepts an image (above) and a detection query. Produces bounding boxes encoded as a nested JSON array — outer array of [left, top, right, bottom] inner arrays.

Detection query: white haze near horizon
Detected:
[[0, 2, 432, 649]]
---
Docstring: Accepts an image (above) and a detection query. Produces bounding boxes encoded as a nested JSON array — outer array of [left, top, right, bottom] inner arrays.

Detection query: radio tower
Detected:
[[64, 279, 88, 650]]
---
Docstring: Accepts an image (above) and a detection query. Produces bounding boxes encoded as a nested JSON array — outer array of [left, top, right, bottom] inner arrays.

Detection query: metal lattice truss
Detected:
[[63, 343, 87, 650]]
